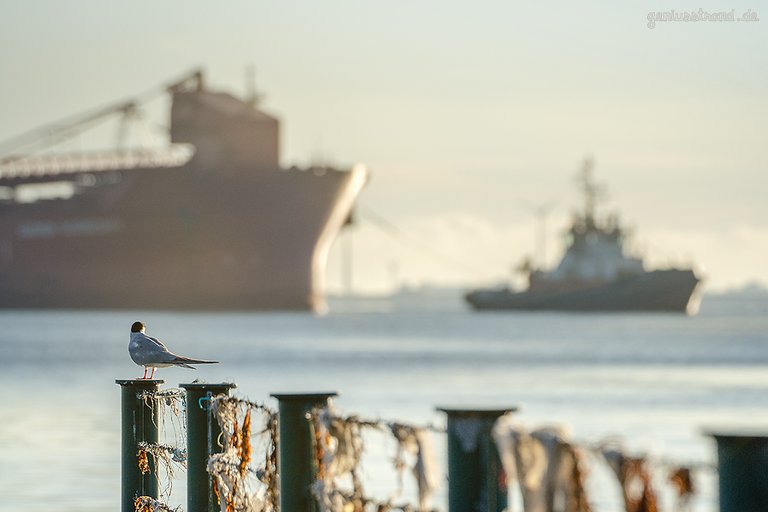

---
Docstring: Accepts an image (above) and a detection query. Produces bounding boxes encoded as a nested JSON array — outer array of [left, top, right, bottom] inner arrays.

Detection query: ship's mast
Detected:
[[244, 65, 263, 108], [576, 157, 605, 225]]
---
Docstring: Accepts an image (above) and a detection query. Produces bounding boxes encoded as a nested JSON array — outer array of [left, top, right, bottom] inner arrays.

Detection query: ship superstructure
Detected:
[[466, 159, 701, 313], [0, 70, 367, 311]]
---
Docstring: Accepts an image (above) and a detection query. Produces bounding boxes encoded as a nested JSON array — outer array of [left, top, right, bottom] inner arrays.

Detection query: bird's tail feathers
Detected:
[[172, 356, 218, 366]]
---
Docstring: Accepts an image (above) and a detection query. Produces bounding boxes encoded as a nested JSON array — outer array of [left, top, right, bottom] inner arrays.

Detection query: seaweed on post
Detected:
[[207, 395, 278, 512], [309, 407, 442, 512], [137, 388, 187, 450]]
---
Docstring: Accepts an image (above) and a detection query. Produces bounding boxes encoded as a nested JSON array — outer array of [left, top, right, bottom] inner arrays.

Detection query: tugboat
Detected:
[[465, 159, 702, 314]]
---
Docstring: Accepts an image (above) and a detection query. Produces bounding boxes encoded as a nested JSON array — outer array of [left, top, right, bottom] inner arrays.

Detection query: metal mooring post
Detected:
[[438, 407, 517, 512], [708, 431, 768, 512], [180, 382, 237, 512], [116, 379, 164, 512], [271, 392, 338, 512]]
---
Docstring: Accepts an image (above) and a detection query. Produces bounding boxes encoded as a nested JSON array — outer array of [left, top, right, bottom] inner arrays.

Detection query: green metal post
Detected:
[[116, 379, 164, 512], [180, 382, 237, 512], [271, 392, 338, 512], [709, 432, 768, 512], [438, 407, 517, 512]]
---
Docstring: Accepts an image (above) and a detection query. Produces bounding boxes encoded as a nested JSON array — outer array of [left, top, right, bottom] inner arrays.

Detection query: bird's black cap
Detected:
[[131, 321, 144, 333]]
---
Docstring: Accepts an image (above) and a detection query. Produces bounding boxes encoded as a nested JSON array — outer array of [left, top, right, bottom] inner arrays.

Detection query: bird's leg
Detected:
[[150, 367, 156, 379], [141, 367, 148, 379]]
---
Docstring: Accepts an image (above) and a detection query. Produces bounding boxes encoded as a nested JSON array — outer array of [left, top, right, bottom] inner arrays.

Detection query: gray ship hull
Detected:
[[465, 269, 701, 313]]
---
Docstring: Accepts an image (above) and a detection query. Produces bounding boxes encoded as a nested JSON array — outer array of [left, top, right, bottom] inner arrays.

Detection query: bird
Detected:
[[129, 321, 218, 379]]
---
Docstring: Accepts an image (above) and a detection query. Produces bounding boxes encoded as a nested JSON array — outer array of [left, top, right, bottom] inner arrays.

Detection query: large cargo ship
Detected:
[[465, 159, 702, 313], [0, 70, 367, 311]]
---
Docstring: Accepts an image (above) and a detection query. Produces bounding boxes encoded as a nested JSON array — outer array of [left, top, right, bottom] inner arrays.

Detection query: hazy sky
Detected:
[[1, 1, 766, 293]]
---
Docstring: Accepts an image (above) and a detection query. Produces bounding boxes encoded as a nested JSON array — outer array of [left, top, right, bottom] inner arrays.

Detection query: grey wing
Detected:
[[145, 334, 170, 351], [133, 334, 179, 365]]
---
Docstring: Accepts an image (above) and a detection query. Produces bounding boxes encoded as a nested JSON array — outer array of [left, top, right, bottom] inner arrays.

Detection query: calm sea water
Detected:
[[0, 294, 766, 512]]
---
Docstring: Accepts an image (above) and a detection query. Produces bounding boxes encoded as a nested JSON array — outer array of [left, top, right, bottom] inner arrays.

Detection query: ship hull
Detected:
[[0, 163, 367, 312], [0, 79, 368, 312], [465, 269, 702, 313]]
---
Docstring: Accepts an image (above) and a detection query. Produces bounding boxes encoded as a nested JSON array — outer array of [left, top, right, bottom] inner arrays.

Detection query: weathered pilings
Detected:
[[180, 382, 237, 512], [117, 380, 526, 512], [438, 407, 517, 512], [271, 392, 338, 512], [709, 432, 768, 512], [116, 379, 164, 512]]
